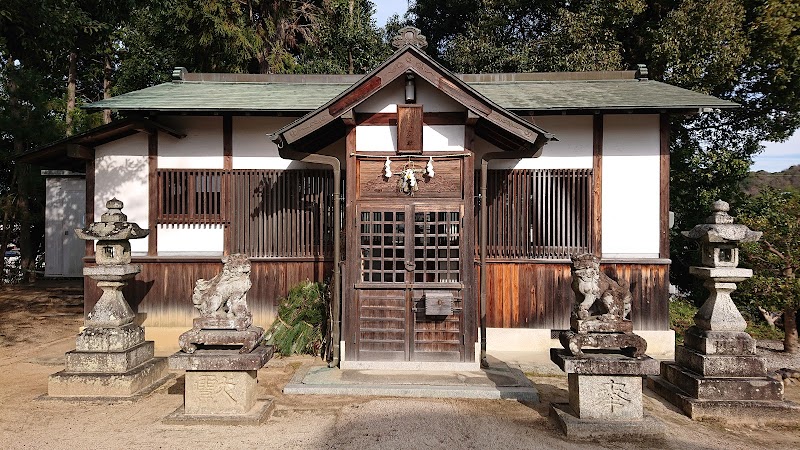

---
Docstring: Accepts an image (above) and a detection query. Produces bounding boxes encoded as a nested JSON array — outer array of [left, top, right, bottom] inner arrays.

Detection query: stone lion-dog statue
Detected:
[[192, 253, 253, 328], [570, 253, 632, 321]]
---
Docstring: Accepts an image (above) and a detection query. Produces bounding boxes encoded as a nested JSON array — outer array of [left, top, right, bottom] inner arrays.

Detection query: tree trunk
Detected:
[[785, 306, 799, 354], [66, 51, 77, 136], [102, 52, 112, 124], [348, 0, 354, 75]]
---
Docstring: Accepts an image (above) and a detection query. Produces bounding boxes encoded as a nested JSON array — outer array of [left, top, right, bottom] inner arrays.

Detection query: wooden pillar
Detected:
[[85, 159, 95, 258], [592, 114, 603, 257], [463, 121, 476, 362], [148, 131, 158, 256], [223, 115, 233, 255], [659, 114, 670, 259], [344, 125, 357, 361]]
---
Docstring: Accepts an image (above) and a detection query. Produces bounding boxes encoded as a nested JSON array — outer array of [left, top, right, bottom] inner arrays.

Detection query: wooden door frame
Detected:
[[344, 151, 476, 363]]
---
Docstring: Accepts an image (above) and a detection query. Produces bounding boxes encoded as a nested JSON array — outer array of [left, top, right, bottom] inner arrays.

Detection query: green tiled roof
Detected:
[[470, 79, 736, 111], [87, 78, 736, 112]]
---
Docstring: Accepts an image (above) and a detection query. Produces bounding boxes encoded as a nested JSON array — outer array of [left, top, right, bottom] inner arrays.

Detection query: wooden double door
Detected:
[[352, 202, 470, 362]]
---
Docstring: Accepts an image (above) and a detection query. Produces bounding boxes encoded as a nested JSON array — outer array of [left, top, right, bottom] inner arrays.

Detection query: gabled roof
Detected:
[[18, 118, 185, 172], [271, 45, 554, 153]]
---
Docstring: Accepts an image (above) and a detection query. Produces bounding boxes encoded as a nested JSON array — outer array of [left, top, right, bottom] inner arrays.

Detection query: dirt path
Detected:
[[0, 281, 798, 449]]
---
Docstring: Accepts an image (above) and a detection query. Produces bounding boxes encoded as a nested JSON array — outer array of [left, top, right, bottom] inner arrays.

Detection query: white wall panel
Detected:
[[601, 114, 661, 258], [356, 125, 465, 152], [158, 116, 224, 168], [423, 125, 464, 152], [355, 77, 465, 113], [473, 115, 593, 169], [157, 225, 224, 254], [94, 133, 149, 254]]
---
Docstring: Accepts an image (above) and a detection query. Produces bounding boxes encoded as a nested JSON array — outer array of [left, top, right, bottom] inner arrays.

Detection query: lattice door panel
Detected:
[[413, 210, 461, 283], [358, 210, 406, 283]]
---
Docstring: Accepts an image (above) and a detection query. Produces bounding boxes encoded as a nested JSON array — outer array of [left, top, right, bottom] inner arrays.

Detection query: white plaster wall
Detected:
[[94, 133, 149, 254], [232, 116, 346, 168], [158, 116, 224, 168], [601, 114, 661, 258], [233, 116, 293, 169], [157, 225, 224, 254], [356, 125, 464, 152], [355, 77, 465, 113], [473, 115, 593, 169]]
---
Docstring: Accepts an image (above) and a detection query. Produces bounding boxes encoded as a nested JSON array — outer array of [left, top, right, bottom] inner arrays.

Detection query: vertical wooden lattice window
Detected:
[[475, 169, 593, 259], [158, 169, 225, 225]]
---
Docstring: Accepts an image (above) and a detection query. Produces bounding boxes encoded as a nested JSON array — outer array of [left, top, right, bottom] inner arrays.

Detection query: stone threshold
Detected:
[[283, 364, 539, 401]]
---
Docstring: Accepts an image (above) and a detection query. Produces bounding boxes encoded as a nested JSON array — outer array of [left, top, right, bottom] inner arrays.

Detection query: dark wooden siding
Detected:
[[477, 261, 669, 331], [84, 259, 331, 327]]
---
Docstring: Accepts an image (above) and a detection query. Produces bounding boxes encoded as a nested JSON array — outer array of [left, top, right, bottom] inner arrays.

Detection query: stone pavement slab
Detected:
[[284, 358, 539, 401]]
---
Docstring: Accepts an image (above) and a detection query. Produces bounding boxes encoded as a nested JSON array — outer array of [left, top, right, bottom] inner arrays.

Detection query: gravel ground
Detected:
[[1, 280, 799, 449]]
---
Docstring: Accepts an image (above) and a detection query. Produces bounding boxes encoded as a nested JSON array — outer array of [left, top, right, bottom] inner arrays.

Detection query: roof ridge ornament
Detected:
[[392, 26, 428, 50]]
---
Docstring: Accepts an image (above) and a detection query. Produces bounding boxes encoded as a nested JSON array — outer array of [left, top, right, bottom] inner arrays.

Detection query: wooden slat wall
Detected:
[[84, 259, 331, 327], [230, 169, 334, 258], [477, 262, 669, 331], [475, 169, 592, 259]]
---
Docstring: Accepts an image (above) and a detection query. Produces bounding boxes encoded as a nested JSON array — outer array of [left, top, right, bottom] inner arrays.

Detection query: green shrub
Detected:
[[669, 297, 696, 344], [263, 280, 328, 356]]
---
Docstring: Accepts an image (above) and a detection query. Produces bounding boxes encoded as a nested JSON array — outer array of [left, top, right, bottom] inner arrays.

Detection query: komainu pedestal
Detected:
[[549, 254, 665, 439], [649, 201, 800, 423], [167, 254, 275, 424], [48, 199, 169, 399]]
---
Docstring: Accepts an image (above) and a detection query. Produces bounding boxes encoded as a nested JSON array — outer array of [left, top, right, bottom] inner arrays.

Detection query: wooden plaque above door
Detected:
[[397, 104, 423, 154]]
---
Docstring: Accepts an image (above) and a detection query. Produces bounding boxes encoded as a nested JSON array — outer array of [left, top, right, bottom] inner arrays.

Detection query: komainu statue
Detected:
[[560, 253, 646, 358], [570, 254, 632, 321], [192, 253, 253, 327], [179, 254, 263, 354]]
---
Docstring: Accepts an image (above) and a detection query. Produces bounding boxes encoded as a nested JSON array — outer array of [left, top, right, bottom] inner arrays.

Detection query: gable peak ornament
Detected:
[[392, 26, 428, 50]]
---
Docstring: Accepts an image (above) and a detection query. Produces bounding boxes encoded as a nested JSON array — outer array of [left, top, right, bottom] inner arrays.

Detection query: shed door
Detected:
[[354, 203, 465, 362]]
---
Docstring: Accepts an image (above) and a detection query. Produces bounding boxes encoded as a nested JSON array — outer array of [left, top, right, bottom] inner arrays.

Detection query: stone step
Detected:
[[64, 341, 154, 374], [647, 375, 800, 424], [661, 362, 783, 401], [675, 346, 765, 377], [49, 357, 169, 398]]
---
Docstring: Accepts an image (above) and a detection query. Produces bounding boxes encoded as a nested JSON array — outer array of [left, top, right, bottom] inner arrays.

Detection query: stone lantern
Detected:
[[650, 200, 800, 422], [682, 200, 761, 332], [74, 198, 148, 327], [48, 198, 169, 398]]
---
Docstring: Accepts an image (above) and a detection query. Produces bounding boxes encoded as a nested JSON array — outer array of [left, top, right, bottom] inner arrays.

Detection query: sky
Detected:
[[371, 1, 799, 173]]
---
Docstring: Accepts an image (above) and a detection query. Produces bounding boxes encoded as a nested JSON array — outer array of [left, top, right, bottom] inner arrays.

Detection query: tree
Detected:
[[297, 0, 391, 74], [737, 188, 800, 353]]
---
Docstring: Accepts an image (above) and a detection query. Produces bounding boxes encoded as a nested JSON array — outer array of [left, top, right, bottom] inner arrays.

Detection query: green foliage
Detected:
[[736, 188, 800, 312], [669, 297, 697, 345], [263, 280, 328, 356], [297, 0, 391, 75]]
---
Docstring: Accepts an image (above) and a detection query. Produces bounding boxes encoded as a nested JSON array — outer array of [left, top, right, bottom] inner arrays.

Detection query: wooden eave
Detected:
[[271, 45, 556, 154], [17, 118, 185, 172]]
